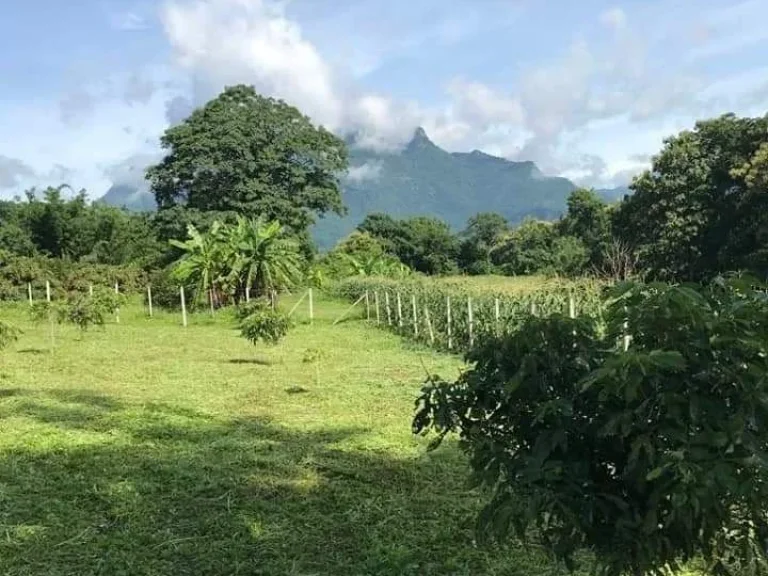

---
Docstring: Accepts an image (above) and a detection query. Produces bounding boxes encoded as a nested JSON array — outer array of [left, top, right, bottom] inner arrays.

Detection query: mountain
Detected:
[[595, 185, 631, 202], [98, 128, 624, 249]]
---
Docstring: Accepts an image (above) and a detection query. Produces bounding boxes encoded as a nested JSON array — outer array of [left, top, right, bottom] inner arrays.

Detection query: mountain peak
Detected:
[[406, 126, 438, 152]]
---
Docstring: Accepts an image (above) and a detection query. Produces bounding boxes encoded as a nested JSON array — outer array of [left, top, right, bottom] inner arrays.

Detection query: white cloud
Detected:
[[111, 11, 149, 31], [0, 156, 36, 190], [599, 7, 626, 31], [345, 161, 382, 183]]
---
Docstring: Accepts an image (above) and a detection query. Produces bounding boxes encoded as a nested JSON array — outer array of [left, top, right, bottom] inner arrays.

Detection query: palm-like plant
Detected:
[[169, 222, 226, 305], [224, 217, 303, 298]]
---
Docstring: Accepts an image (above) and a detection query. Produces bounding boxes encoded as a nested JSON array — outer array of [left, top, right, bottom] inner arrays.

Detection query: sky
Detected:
[[1, 0, 767, 199]]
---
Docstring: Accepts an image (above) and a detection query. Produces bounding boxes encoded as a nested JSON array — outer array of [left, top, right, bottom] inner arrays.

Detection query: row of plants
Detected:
[[333, 276, 605, 352], [0, 252, 147, 301]]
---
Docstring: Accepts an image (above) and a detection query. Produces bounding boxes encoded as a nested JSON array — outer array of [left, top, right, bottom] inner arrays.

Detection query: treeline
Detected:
[[1, 82, 766, 297], [320, 187, 617, 279]]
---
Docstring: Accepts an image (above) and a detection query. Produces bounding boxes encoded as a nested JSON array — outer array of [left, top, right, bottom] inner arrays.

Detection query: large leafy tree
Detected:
[[559, 188, 612, 269], [457, 212, 509, 274], [146, 85, 349, 235], [614, 113, 768, 280]]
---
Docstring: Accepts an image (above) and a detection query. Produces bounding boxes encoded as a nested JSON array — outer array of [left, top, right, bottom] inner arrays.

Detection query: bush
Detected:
[[414, 279, 768, 576], [237, 299, 292, 346], [146, 266, 196, 311]]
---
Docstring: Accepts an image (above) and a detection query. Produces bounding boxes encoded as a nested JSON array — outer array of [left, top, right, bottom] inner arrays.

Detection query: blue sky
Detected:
[[1, 0, 767, 199]]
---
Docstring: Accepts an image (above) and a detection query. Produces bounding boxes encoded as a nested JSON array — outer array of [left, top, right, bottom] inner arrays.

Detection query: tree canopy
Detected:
[[146, 84, 349, 234]]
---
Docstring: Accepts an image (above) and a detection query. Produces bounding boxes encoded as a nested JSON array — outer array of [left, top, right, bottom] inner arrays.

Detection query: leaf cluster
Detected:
[[237, 300, 292, 346]]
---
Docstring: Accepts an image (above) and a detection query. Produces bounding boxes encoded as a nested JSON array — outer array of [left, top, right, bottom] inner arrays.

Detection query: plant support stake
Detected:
[[27, 283, 32, 306], [147, 285, 153, 317], [446, 296, 452, 350], [411, 294, 418, 337], [308, 288, 314, 325], [115, 282, 120, 324], [365, 291, 371, 321], [180, 286, 188, 327], [468, 296, 474, 347], [396, 291, 403, 328], [46, 281, 51, 303]]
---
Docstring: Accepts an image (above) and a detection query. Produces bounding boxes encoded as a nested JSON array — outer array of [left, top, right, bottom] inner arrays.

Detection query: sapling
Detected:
[[236, 299, 292, 358]]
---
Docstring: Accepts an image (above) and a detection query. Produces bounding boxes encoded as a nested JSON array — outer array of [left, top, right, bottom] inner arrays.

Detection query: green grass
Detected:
[[0, 292, 584, 576]]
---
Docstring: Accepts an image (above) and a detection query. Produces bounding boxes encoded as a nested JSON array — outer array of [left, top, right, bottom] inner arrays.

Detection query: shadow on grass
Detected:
[[0, 390, 568, 576], [16, 348, 47, 355], [226, 358, 273, 366]]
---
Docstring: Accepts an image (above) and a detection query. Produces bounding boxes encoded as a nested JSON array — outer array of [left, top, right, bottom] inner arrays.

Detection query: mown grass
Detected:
[[0, 291, 590, 576]]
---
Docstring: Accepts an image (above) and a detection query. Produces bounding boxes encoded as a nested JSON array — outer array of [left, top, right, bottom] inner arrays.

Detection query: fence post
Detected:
[[374, 291, 381, 324], [46, 281, 51, 303], [27, 283, 32, 306], [365, 291, 371, 321], [424, 304, 435, 346], [209, 289, 216, 316], [396, 291, 403, 328], [468, 296, 474, 347], [385, 292, 392, 325], [245, 285, 251, 303], [494, 297, 500, 334], [114, 282, 120, 324], [147, 285, 154, 317], [568, 294, 575, 319], [412, 294, 418, 337], [89, 284, 94, 297], [530, 301, 536, 316], [180, 286, 188, 327], [446, 296, 452, 350], [308, 288, 314, 325]]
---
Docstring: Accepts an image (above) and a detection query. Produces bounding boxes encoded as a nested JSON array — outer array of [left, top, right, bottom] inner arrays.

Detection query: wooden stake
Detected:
[[147, 285, 153, 317], [180, 286, 188, 327], [411, 294, 418, 337], [424, 305, 435, 345], [27, 283, 32, 306], [396, 291, 403, 328], [468, 296, 474, 347], [374, 291, 381, 324], [365, 291, 371, 321], [446, 296, 452, 350], [385, 292, 392, 325], [308, 288, 314, 325], [114, 282, 120, 324], [46, 281, 51, 303]]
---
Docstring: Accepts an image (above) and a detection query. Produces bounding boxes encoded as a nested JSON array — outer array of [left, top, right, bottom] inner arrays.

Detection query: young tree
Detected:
[[146, 85, 349, 235], [169, 222, 226, 306], [414, 280, 768, 575]]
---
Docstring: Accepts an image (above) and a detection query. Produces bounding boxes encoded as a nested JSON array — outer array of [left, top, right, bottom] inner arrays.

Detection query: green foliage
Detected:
[[414, 280, 768, 576], [359, 213, 458, 275], [58, 294, 107, 332], [28, 301, 56, 324], [457, 212, 509, 275], [334, 276, 603, 352], [237, 300, 292, 346], [615, 113, 768, 280], [0, 320, 21, 349], [147, 84, 348, 235], [559, 188, 613, 269]]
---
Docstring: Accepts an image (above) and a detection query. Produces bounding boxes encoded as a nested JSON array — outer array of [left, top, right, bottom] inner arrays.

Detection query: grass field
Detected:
[[0, 292, 589, 576]]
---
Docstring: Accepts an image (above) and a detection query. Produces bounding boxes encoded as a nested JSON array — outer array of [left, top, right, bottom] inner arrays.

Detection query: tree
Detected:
[[614, 113, 768, 280], [146, 85, 348, 235], [222, 217, 303, 298], [559, 189, 612, 269], [414, 280, 768, 576], [457, 212, 508, 274], [169, 222, 226, 305], [359, 213, 458, 274]]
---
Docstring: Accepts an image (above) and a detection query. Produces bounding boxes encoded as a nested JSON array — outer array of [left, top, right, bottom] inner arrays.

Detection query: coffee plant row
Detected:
[[333, 277, 605, 352]]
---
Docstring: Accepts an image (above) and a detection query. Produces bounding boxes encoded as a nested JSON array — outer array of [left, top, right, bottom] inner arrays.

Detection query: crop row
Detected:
[[333, 277, 606, 353]]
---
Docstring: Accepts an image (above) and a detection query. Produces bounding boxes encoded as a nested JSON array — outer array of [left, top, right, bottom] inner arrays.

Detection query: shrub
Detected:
[[237, 299, 292, 346], [414, 280, 768, 576]]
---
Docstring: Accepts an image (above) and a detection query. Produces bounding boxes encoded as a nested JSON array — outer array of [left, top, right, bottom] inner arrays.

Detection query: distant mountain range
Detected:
[[98, 127, 632, 249]]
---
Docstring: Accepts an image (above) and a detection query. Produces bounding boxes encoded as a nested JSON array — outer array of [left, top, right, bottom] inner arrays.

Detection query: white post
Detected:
[[308, 288, 314, 325], [396, 291, 403, 328], [530, 301, 537, 316], [46, 281, 51, 303], [446, 296, 452, 350], [89, 284, 94, 297], [568, 294, 576, 319], [374, 291, 381, 324], [180, 286, 188, 327], [385, 292, 392, 325], [412, 294, 418, 337], [468, 296, 474, 347], [209, 289, 215, 316], [245, 285, 251, 303], [27, 283, 32, 306], [147, 285, 154, 317], [494, 297, 500, 334], [114, 282, 120, 324], [365, 291, 371, 321], [424, 305, 435, 346]]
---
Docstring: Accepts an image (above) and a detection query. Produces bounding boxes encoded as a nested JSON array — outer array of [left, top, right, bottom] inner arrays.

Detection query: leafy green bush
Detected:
[[237, 300, 292, 346], [58, 294, 107, 332], [414, 280, 768, 576]]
